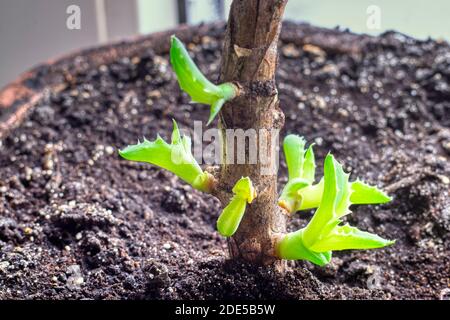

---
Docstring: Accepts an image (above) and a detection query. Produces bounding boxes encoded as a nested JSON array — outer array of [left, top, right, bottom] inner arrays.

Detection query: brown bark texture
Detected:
[[217, 0, 288, 268]]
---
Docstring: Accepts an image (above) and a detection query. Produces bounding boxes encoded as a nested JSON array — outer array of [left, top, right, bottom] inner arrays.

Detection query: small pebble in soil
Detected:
[[24, 167, 33, 181], [66, 265, 84, 290], [281, 44, 300, 58], [439, 175, 449, 184], [144, 260, 170, 290], [440, 288, 450, 300], [105, 146, 114, 155], [366, 267, 384, 290], [302, 44, 326, 57], [0, 261, 10, 272], [314, 137, 323, 146]]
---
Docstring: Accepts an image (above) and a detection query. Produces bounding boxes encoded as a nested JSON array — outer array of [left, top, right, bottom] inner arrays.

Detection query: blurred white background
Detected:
[[1, 0, 449, 88]]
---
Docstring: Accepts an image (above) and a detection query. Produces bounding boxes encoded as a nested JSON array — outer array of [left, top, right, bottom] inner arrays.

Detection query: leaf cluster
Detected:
[[277, 135, 394, 266]]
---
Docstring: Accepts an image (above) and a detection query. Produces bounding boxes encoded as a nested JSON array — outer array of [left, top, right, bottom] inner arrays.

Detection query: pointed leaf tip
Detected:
[[207, 99, 225, 126], [350, 180, 392, 205], [302, 143, 316, 183], [310, 224, 395, 252], [171, 119, 181, 143]]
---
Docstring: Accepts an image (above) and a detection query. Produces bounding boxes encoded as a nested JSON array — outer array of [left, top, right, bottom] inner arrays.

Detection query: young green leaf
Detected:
[[302, 154, 339, 248], [278, 135, 317, 213], [279, 134, 392, 215], [302, 144, 316, 184], [291, 179, 391, 212], [333, 159, 352, 218], [170, 35, 237, 125], [277, 229, 332, 266], [217, 177, 256, 237], [302, 155, 394, 249], [279, 178, 324, 213], [119, 120, 213, 193], [310, 224, 395, 252], [297, 179, 324, 210], [278, 178, 309, 214], [277, 154, 394, 266], [350, 180, 392, 204], [283, 135, 306, 181]]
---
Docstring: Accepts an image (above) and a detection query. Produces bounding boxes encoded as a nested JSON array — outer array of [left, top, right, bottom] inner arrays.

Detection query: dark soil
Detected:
[[0, 22, 449, 299]]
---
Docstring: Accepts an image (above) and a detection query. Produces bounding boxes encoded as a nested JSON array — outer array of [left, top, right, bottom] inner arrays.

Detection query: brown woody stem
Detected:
[[217, 0, 288, 269]]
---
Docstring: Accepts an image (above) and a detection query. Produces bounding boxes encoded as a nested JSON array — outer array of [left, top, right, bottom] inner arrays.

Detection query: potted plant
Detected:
[[0, 1, 448, 300]]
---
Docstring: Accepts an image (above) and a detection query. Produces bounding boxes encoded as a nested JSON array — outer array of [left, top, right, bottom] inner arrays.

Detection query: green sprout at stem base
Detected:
[[216, 177, 256, 237], [277, 153, 394, 266]]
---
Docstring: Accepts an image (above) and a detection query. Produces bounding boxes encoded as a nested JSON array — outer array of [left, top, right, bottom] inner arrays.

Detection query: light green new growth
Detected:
[[277, 154, 395, 266], [216, 177, 256, 237], [170, 35, 237, 125], [279, 135, 391, 214], [119, 120, 213, 193], [278, 134, 318, 213], [120, 31, 395, 269], [350, 180, 392, 204], [283, 135, 306, 181]]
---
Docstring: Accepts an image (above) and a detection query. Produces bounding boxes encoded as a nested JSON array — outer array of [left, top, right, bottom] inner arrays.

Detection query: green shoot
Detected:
[[295, 180, 390, 209], [119, 120, 214, 193], [278, 134, 318, 213], [217, 177, 256, 237], [170, 35, 237, 125], [278, 178, 310, 214], [277, 154, 394, 266], [279, 135, 391, 214], [276, 229, 332, 266], [282, 135, 315, 182]]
